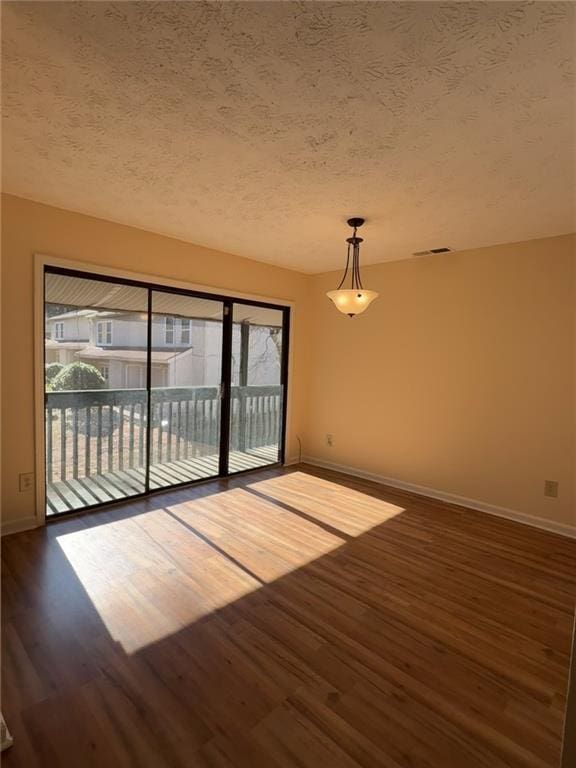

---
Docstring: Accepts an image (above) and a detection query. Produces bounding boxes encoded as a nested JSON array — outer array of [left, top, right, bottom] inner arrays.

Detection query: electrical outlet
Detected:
[[544, 480, 558, 498], [19, 472, 34, 492], [326, 433, 333, 447]]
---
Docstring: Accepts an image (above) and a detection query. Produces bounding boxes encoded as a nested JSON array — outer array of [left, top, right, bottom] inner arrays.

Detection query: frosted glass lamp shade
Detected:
[[326, 289, 379, 317]]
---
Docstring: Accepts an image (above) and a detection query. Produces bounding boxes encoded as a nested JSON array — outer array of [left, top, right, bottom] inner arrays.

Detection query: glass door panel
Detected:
[[44, 268, 289, 516], [149, 292, 224, 489], [44, 271, 149, 515], [228, 304, 285, 473]]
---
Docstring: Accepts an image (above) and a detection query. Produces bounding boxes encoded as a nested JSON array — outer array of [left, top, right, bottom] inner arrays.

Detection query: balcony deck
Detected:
[[46, 445, 279, 516]]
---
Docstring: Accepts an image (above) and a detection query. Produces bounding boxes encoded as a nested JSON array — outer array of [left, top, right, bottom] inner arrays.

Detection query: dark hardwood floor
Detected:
[[2, 464, 575, 768]]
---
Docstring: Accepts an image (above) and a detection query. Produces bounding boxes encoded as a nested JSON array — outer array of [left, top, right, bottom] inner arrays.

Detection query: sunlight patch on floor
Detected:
[[247, 471, 405, 536], [53, 496, 338, 652], [56, 478, 404, 653], [56, 508, 261, 653]]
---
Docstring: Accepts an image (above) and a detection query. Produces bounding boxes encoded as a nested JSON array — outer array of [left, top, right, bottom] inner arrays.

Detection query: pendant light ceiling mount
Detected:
[[326, 217, 378, 317]]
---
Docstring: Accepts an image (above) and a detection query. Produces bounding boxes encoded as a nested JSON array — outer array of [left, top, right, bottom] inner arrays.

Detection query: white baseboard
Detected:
[[1, 516, 40, 536], [301, 456, 576, 539], [4, 463, 572, 539]]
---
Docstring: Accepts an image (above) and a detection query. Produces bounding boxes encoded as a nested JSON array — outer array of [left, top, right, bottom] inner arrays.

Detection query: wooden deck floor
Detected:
[[46, 445, 279, 515], [3, 464, 575, 768]]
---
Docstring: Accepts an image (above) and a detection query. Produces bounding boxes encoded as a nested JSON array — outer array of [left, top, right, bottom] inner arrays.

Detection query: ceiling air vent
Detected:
[[412, 246, 453, 257]]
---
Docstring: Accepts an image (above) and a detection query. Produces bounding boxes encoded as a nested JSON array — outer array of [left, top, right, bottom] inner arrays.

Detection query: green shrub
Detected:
[[51, 362, 106, 391], [45, 362, 65, 387]]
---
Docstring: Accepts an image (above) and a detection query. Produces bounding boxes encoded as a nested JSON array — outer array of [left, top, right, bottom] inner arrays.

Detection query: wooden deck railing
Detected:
[[45, 385, 282, 483]]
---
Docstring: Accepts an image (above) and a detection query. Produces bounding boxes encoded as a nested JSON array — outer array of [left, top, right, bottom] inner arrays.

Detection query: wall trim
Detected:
[[1, 516, 41, 537], [301, 456, 576, 539]]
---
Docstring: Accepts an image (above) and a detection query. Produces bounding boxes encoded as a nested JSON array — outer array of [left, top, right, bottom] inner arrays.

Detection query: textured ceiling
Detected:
[[2, 1, 575, 273]]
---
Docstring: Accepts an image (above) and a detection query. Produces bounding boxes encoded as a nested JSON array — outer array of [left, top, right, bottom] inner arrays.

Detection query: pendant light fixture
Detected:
[[327, 218, 378, 317]]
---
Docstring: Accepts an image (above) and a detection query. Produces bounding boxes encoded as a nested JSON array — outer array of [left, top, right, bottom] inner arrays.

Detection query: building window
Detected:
[[54, 322, 64, 340], [180, 319, 191, 345], [96, 320, 112, 346], [165, 317, 174, 344], [100, 365, 109, 384], [165, 317, 191, 345]]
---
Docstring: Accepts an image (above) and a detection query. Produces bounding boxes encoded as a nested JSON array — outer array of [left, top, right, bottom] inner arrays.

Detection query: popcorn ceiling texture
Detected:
[[2, 1, 574, 273]]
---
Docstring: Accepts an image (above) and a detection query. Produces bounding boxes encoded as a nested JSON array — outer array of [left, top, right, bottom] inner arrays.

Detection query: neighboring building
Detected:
[[44, 309, 92, 365], [45, 308, 280, 388]]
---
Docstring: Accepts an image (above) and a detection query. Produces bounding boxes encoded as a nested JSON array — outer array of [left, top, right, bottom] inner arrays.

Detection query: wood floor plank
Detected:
[[2, 464, 574, 767]]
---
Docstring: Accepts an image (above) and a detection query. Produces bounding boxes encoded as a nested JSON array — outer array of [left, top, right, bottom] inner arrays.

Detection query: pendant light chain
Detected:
[[352, 226, 364, 291], [352, 224, 359, 290], [349, 223, 363, 291], [337, 223, 365, 290], [336, 241, 352, 290]]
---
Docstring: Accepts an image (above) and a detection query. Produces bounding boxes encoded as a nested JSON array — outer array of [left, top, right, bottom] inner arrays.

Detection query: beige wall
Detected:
[[0, 194, 310, 529], [305, 235, 576, 528], [1, 195, 574, 533]]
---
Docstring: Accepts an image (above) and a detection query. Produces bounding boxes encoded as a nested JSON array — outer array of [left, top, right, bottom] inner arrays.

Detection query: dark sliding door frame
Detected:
[[144, 288, 153, 494], [43, 265, 291, 517], [219, 300, 233, 477]]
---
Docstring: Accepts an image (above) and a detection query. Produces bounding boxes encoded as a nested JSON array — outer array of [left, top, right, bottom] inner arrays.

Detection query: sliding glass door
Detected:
[[44, 272, 149, 514], [228, 303, 286, 473], [43, 268, 290, 516], [149, 292, 224, 489]]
